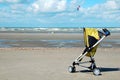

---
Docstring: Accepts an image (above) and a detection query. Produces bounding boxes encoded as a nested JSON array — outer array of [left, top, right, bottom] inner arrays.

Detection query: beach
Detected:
[[0, 32, 120, 80], [0, 0, 120, 79], [0, 48, 120, 80]]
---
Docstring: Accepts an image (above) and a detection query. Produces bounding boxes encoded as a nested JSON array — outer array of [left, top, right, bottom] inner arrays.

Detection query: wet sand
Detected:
[[0, 33, 120, 47], [0, 33, 83, 47], [0, 33, 82, 40]]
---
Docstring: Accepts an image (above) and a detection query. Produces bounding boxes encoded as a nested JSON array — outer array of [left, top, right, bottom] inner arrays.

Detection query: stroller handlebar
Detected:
[[102, 28, 110, 37]]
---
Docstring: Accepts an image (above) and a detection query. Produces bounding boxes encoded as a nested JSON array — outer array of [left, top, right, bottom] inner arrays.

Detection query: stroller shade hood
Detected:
[[83, 28, 102, 57]]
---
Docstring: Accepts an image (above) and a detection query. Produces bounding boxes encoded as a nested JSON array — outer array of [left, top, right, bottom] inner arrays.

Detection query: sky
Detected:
[[0, 0, 120, 27]]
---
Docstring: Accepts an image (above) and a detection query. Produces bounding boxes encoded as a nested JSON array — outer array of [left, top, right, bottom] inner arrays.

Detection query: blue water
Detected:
[[0, 39, 83, 48], [0, 38, 120, 48]]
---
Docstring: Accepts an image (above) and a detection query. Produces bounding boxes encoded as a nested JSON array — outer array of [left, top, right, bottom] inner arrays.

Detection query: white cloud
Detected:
[[28, 0, 67, 12], [0, 0, 119, 27], [79, 0, 120, 21], [0, 0, 18, 3], [27, 0, 120, 24], [103, 0, 119, 10], [87, 0, 119, 12], [0, 0, 28, 4]]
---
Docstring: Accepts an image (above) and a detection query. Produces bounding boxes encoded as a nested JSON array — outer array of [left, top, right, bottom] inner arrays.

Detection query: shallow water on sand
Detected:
[[0, 39, 119, 48]]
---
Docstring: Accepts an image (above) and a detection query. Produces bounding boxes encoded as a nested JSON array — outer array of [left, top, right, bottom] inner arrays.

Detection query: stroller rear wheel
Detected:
[[68, 66, 76, 73]]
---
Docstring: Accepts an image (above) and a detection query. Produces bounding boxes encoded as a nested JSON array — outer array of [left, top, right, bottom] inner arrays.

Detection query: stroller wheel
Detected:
[[68, 66, 76, 73], [93, 68, 101, 76]]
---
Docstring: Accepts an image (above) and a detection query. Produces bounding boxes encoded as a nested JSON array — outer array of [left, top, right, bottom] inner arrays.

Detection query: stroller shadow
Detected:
[[99, 67, 120, 72], [80, 67, 120, 73]]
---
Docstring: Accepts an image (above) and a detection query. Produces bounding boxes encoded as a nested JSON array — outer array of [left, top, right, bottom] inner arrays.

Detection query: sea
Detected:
[[0, 27, 120, 33], [0, 27, 120, 48]]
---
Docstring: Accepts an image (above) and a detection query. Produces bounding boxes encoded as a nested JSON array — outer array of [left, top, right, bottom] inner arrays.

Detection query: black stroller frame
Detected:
[[68, 28, 110, 76]]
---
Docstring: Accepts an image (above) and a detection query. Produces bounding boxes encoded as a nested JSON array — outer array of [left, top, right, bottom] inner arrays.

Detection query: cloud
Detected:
[[79, 0, 120, 22], [28, 0, 67, 12], [19, 0, 120, 25], [0, 0, 120, 27], [0, 1, 29, 23], [0, 0, 29, 4], [28, 0, 82, 13]]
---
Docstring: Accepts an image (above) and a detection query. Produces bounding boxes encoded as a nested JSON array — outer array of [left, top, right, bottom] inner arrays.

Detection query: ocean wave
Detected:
[[0, 27, 82, 33], [0, 27, 120, 33]]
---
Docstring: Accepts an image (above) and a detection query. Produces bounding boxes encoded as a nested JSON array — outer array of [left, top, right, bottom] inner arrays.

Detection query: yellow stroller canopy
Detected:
[[83, 28, 100, 57]]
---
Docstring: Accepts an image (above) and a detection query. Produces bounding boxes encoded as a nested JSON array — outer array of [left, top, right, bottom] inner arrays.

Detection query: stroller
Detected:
[[68, 28, 110, 75]]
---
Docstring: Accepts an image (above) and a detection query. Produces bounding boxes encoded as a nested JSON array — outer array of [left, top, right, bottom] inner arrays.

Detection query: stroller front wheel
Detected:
[[93, 68, 101, 76], [68, 66, 76, 73]]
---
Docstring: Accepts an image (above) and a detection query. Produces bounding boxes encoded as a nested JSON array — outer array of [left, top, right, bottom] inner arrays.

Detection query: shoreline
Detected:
[[0, 32, 120, 48]]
